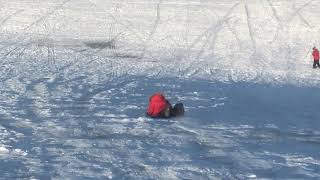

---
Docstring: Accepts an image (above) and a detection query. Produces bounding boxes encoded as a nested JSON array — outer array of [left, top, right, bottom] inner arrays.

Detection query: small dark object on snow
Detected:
[[171, 103, 184, 117]]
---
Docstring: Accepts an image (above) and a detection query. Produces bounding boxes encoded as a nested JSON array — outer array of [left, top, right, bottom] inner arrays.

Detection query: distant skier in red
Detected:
[[312, 47, 320, 68], [146, 92, 184, 118]]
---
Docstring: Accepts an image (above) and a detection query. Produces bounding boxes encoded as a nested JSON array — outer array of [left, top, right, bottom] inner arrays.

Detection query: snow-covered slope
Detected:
[[1, 0, 320, 179], [1, 0, 320, 86]]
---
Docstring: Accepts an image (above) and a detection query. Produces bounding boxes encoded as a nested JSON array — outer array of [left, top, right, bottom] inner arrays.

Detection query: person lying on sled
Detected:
[[146, 92, 184, 118]]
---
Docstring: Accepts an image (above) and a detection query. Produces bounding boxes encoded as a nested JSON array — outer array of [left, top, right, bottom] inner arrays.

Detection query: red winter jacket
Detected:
[[147, 93, 170, 117], [312, 48, 319, 60]]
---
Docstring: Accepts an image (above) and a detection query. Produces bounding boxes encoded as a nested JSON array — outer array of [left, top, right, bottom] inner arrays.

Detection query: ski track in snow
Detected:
[[0, 0, 320, 179]]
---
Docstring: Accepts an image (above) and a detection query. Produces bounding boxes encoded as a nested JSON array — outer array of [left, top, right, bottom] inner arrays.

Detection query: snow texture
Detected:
[[0, 0, 319, 179]]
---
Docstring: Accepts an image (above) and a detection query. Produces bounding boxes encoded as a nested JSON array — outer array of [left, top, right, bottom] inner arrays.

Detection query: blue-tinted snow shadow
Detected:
[[129, 77, 320, 179], [1, 75, 320, 179], [133, 77, 320, 128]]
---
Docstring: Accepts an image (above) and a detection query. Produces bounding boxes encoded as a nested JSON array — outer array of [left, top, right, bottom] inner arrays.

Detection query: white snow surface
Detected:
[[0, 0, 320, 85], [0, 0, 320, 179]]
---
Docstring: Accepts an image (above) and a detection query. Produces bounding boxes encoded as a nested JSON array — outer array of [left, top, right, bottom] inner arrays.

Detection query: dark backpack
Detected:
[[171, 103, 184, 117]]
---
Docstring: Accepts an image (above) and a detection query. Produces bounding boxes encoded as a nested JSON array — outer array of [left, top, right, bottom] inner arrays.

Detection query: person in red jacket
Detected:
[[312, 47, 320, 68], [146, 92, 184, 118], [146, 92, 171, 118]]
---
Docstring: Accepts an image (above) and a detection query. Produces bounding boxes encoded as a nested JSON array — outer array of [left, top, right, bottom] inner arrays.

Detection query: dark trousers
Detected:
[[314, 60, 320, 68]]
